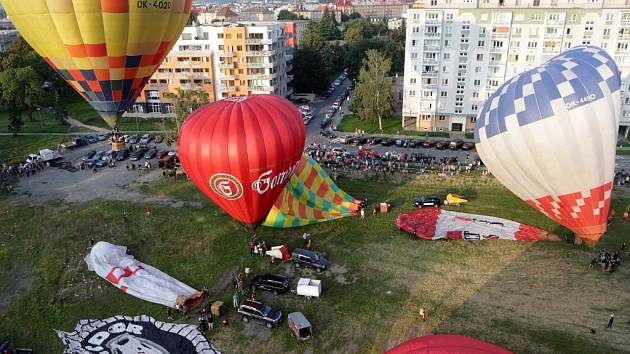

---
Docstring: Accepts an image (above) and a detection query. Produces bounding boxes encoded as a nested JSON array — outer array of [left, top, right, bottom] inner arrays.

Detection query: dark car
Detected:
[[292, 248, 329, 272], [154, 135, 164, 143], [413, 195, 442, 208], [355, 136, 368, 145], [82, 150, 97, 161], [320, 129, 336, 139], [128, 135, 140, 144], [115, 150, 129, 161], [435, 141, 448, 150], [156, 150, 169, 159], [250, 274, 289, 295], [129, 148, 146, 161], [293, 97, 310, 104], [449, 140, 464, 150], [238, 299, 282, 329], [395, 139, 406, 147], [462, 142, 476, 150], [423, 140, 436, 148], [86, 135, 97, 144], [140, 134, 152, 145], [381, 138, 395, 146], [144, 149, 157, 159], [93, 159, 108, 167], [367, 137, 382, 145], [344, 136, 358, 145]]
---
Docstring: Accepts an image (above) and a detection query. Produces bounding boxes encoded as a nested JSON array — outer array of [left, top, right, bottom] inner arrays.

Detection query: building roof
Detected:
[[216, 6, 238, 18], [241, 7, 275, 14]]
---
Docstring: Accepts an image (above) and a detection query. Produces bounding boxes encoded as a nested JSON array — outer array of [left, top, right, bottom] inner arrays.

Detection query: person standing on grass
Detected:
[[167, 307, 174, 321], [245, 266, 251, 279], [419, 307, 426, 320], [360, 208, 365, 219], [607, 314, 614, 328], [233, 291, 239, 309]]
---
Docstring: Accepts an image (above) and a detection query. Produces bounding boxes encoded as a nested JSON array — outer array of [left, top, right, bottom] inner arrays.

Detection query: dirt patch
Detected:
[[242, 322, 272, 341], [328, 263, 355, 285], [211, 266, 239, 294]]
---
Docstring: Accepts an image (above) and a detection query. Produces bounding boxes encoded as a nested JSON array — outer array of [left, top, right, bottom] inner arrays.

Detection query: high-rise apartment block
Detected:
[[133, 22, 294, 114], [403, 0, 630, 136]]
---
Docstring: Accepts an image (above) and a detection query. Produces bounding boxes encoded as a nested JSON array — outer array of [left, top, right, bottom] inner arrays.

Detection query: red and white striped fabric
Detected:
[[85, 242, 202, 308], [396, 208, 550, 241]]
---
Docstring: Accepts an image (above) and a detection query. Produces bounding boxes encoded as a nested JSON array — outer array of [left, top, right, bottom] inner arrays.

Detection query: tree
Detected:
[[301, 22, 325, 51], [16, 67, 44, 121], [318, 10, 340, 41], [277, 9, 300, 21], [352, 49, 394, 131], [291, 47, 329, 94], [161, 90, 209, 143], [0, 68, 23, 135], [344, 23, 364, 44]]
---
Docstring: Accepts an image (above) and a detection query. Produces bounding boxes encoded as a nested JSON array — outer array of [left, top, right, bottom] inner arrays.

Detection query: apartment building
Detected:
[[133, 22, 293, 114], [281, 20, 309, 48], [402, 0, 630, 136]]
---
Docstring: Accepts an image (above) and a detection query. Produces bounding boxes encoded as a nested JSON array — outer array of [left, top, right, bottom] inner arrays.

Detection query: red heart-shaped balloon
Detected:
[[178, 95, 306, 231]]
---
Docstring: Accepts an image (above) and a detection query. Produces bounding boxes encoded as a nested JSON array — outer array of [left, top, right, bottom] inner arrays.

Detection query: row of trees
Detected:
[[0, 38, 72, 134]]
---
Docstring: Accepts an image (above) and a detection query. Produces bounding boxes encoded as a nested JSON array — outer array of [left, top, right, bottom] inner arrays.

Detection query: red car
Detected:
[[156, 150, 169, 159], [462, 142, 476, 150], [358, 148, 380, 159]]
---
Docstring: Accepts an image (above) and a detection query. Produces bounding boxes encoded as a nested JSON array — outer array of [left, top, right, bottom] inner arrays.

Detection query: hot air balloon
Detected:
[[3, 0, 192, 128], [474, 46, 621, 245], [178, 95, 306, 231], [385, 335, 512, 354]]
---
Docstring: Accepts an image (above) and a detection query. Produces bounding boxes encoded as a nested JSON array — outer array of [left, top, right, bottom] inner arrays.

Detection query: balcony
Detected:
[[217, 51, 235, 57], [220, 74, 235, 80], [245, 38, 272, 45], [248, 74, 273, 80], [246, 63, 274, 69], [424, 32, 441, 37], [286, 74, 294, 82], [543, 33, 563, 40], [179, 84, 192, 90], [285, 54, 293, 61], [422, 58, 439, 65], [219, 63, 235, 69], [250, 85, 274, 92], [177, 61, 202, 67], [425, 19, 442, 24], [421, 71, 438, 77], [220, 85, 236, 92], [247, 50, 273, 57], [423, 45, 440, 51], [147, 83, 169, 90], [286, 63, 293, 72]]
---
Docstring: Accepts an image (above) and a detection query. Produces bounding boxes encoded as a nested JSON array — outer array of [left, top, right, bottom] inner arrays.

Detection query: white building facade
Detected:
[[402, 0, 630, 135]]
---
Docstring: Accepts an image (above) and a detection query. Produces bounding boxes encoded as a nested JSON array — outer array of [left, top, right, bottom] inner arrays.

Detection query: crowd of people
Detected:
[[304, 144, 484, 178], [588, 243, 625, 272], [0, 161, 49, 191]]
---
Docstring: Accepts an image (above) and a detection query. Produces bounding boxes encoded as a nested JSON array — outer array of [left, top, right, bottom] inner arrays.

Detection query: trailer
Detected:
[[296, 278, 321, 299]]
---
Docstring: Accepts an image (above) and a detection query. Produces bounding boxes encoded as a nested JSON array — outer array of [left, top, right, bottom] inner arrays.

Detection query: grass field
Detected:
[[0, 110, 70, 134], [0, 135, 68, 164], [1, 173, 630, 353], [338, 114, 450, 138], [66, 100, 168, 132]]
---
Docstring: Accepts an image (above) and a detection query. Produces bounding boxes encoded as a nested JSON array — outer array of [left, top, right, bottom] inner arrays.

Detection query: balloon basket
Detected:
[[111, 141, 126, 152]]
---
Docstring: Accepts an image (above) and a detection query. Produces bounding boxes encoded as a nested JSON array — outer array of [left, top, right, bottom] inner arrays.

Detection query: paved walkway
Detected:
[[63, 116, 109, 133]]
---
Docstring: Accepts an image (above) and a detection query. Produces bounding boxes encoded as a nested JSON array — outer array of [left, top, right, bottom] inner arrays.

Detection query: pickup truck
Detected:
[[26, 149, 62, 164]]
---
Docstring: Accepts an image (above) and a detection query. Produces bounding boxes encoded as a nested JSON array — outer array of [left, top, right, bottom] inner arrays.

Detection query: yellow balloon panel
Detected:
[[3, 0, 192, 128]]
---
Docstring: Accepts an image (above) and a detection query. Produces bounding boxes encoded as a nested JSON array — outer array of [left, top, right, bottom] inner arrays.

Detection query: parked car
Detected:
[[367, 137, 382, 145], [320, 130, 336, 139], [97, 134, 108, 141], [343, 136, 358, 145], [303, 112, 313, 124], [129, 148, 146, 161], [86, 135, 97, 144], [167, 150, 177, 156], [423, 140, 436, 148], [82, 150, 97, 161], [115, 150, 129, 161], [380, 138, 395, 146], [435, 141, 448, 150], [331, 147, 346, 156], [250, 274, 289, 295], [413, 195, 442, 208], [395, 139, 406, 147], [140, 134, 152, 144], [462, 142, 476, 150], [144, 149, 157, 159], [358, 148, 380, 159], [154, 135, 164, 143], [333, 80, 341, 87], [292, 248, 329, 272], [449, 140, 464, 150], [128, 135, 140, 144], [355, 136, 368, 145], [237, 299, 282, 328], [156, 150, 169, 159], [293, 97, 310, 104]]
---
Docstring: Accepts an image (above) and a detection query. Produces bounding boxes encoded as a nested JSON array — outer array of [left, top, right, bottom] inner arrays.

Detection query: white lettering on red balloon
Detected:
[[251, 162, 299, 195], [210, 173, 243, 200]]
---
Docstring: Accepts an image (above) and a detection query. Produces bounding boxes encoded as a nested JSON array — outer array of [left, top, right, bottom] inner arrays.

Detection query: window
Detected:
[[477, 40, 485, 47], [584, 21, 594, 31], [511, 41, 520, 48], [532, 13, 542, 21], [410, 78, 417, 84], [218, 33, 224, 38], [472, 104, 478, 111], [444, 40, 451, 47], [412, 40, 417, 46], [442, 79, 449, 85], [446, 14, 453, 20], [473, 79, 481, 86], [413, 27, 420, 33], [413, 13, 420, 20], [492, 40, 503, 48], [582, 40, 591, 45], [513, 27, 522, 35], [603, 29, 610, 36], [439, 116, 446, 121], [411, 53, 418, 59], [568, 13, 577, 21], [444, 53, 450, 60], [441, 91, 448, 97], [236, 33, 242, 39], [472, 91, 479, 98], [528, 41, 538, 48], [475, 66, 481, 73], [548, 13, 560, 21], [606, 13, 614, 22], [409, 90, 416, 97], [566, 28, 571, 35], [443, 66, 447, 72], [182, 33, 192, 40], [526, 54, 536, 62], [476, 54, 484, 61]]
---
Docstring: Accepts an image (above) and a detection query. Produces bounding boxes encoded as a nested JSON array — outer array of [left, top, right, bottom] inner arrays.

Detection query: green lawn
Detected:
[[1, 174, 630, 353], [338, 114, 450, 138], [0, 135, 68, 164], [0, 110, 71, 134], [67, 100, 168, 132], [616, 150, 630, 156]]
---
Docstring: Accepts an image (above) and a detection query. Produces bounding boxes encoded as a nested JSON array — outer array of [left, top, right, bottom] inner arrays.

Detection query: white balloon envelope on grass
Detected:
[[474, 45, 621, 245]]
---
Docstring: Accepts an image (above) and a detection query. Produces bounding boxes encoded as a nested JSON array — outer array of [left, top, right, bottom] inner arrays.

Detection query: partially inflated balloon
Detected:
[[178, 95, 306, 231], [385, 335, 511, 354], [4, 0, 192, 128], [475, 46, 621, 244]]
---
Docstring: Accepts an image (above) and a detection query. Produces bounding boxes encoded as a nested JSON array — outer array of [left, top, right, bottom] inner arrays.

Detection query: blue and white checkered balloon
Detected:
[[474, 45, 621, 244]]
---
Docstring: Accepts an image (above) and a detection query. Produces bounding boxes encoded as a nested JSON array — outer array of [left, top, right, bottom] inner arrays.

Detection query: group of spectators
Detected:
[[0, 161, 49, 191], [614, 170, 630, 187], [589, 243, 625, 272], [304, 144, 484, 179]]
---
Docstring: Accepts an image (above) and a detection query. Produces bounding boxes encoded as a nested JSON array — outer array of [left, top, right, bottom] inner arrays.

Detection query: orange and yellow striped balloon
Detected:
[[3, 0, 192, 127]]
